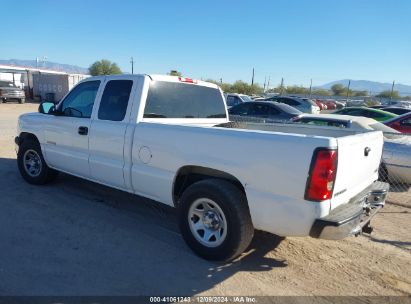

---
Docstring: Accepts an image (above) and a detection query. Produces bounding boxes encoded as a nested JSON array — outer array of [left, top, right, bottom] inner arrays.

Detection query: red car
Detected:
[[323, 100, 337, 110], [314, 99, 327, 110], [383, 112, 411, 133]]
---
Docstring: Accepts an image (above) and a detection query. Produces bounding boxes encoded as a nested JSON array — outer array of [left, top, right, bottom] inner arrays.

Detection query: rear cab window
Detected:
[[143, 81, 226, 119]]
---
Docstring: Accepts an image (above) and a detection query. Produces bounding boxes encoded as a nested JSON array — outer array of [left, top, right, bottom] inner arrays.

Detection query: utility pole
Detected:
[[42, 56, 47, 68], [346, 80, 351, 100], [263, 76, 267, 92], [390, 80, 395, 105], [267, 76, 270, 92], [220, 78, 223, 84], [130, 57, 134, 74], [309, 78, 313, 98], [251, 68, 255, 86], [280, 78, 284, 96]]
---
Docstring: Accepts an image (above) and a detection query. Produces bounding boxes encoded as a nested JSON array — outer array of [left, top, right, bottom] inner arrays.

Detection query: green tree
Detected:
[[353, 90, 368, 97], [168, 70, 182, 76], [312, 89, 331, 96], [376, 90, 401, 99], [285, 86, 309, 95], [331, 84, 346, 95], [89, 59, 122, 76], [229, 80, 263, 95]]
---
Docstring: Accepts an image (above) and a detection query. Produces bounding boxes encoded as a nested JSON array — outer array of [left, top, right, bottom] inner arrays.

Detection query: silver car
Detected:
[[0, 80, 25, 104], [295, 114, 411, 184]]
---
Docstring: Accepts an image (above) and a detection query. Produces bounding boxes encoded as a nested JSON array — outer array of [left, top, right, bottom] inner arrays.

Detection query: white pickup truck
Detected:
[[15, 74, 389, 261]]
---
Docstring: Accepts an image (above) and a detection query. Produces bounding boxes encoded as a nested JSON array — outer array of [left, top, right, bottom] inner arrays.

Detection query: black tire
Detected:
[[19, 98, 25, 104], [17, 139, 58, 185], [178, 179, 254, 261], [2, 98, 6, 103]]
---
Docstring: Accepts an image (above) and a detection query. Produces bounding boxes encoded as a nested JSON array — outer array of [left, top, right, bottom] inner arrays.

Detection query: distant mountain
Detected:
[[318, 79, 411, 96], [0, 59, 89, 75]]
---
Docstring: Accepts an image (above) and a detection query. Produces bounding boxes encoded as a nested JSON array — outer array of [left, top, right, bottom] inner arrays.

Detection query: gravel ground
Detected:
[[0, 102, 410, 296]]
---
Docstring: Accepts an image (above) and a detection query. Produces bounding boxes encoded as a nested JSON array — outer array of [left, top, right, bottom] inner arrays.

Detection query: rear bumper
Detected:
[[310, 181, 389, 240], [1, 93, 25, 99]]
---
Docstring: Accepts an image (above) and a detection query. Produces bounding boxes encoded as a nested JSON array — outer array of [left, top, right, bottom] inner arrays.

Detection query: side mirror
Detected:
[[38, 101, 56, 114]]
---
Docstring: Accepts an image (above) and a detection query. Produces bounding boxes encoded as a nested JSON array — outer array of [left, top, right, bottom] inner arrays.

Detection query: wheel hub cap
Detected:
[[188, 198, 228, 248], [203, 211, 221, 230], [23, 149, 42, 177]]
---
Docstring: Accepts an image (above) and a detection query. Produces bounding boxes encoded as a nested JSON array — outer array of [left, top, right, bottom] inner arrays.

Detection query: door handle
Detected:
[[78, 126, 88, 135]]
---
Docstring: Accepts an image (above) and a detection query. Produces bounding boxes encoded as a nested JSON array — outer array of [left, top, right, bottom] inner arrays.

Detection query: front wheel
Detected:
[[17, 139, 58, 185], [19, 98, 25, 104], [178, 179, 254, 261]]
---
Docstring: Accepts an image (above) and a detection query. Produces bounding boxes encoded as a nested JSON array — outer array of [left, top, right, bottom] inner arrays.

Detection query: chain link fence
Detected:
[[227, 115, 411, 207], [378, 132, 411, 206]]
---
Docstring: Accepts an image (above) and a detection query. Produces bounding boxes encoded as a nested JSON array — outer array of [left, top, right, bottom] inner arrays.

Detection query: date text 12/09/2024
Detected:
[[150, 296, 257, 303]]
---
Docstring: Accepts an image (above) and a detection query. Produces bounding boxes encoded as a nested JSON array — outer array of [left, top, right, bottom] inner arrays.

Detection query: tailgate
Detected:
[[330, 131, 384, 210]]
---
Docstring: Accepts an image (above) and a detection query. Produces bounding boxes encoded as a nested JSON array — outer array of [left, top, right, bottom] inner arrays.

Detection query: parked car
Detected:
[[384, 112, 411, 134], [228, 101, 303, 121], [380, 107, 411, 115], [0, 80, 25, 103], [293, 114, 397, 132], [323, 100, 337, 110], [333, 100, 346, 109], [333, 107, 397, 122], [16, 74, 388, 261], [264, 96, 320, 114], [391, 101, 411, 109], [294, 114, 411, 184], [224, 93, 252, 108], [314, 99, 327, 110]]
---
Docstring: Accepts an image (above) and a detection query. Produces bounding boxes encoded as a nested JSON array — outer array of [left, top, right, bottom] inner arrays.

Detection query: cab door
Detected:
[[43, 79, 103, 178], [88, 76, 137, 189]]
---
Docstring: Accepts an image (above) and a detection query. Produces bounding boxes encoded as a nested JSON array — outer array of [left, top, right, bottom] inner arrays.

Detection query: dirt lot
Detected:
[[0, 102, 410, 296]]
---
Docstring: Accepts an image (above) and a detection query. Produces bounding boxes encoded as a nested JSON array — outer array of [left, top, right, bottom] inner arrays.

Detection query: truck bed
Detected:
[[217, 120, 366, 138]]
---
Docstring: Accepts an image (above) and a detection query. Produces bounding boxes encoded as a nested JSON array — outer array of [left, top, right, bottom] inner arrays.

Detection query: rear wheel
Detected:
[[17, 139, 58, 184], [178, 179, 254, 261], [2, 98, 6, 103]]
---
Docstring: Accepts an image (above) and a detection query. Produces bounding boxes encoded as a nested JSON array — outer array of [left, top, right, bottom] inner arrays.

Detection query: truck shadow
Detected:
[[365, 235, 411, 253], [0, 157, 287, 295]]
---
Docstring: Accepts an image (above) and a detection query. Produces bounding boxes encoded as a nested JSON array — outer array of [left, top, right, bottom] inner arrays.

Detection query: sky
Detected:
[[2, 0, 410, 87]]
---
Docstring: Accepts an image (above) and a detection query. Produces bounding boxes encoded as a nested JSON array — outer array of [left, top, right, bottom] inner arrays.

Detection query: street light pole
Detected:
[[251, 68, 255, 86], [130, 57, 134, 74], [309, 78, 313, 98], [390, 80, 395, 105], [346, 80, 351, 100]]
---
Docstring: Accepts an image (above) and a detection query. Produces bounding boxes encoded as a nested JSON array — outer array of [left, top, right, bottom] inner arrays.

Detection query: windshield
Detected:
[[0, 81, 17, 88], [276, 103, 303, 115], [239, 95, 253, 102], [144, 81, 227, 118]]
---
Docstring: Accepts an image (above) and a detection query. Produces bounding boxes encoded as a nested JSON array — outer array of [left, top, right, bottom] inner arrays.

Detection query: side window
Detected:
[[284, 98, 300, 106], [278, 98, 296, 106], [269, 106, 280, 115], [60, 81, 100, 118], [229, 103, 251, 115], [98, 80, 133, 121], [250, 104, 270, 116], [226, 95, 241, 107]]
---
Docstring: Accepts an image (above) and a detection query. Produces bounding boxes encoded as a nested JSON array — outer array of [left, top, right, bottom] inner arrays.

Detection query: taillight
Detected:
[[305, 148, 337, 201], [178, 77, 197, 84]]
